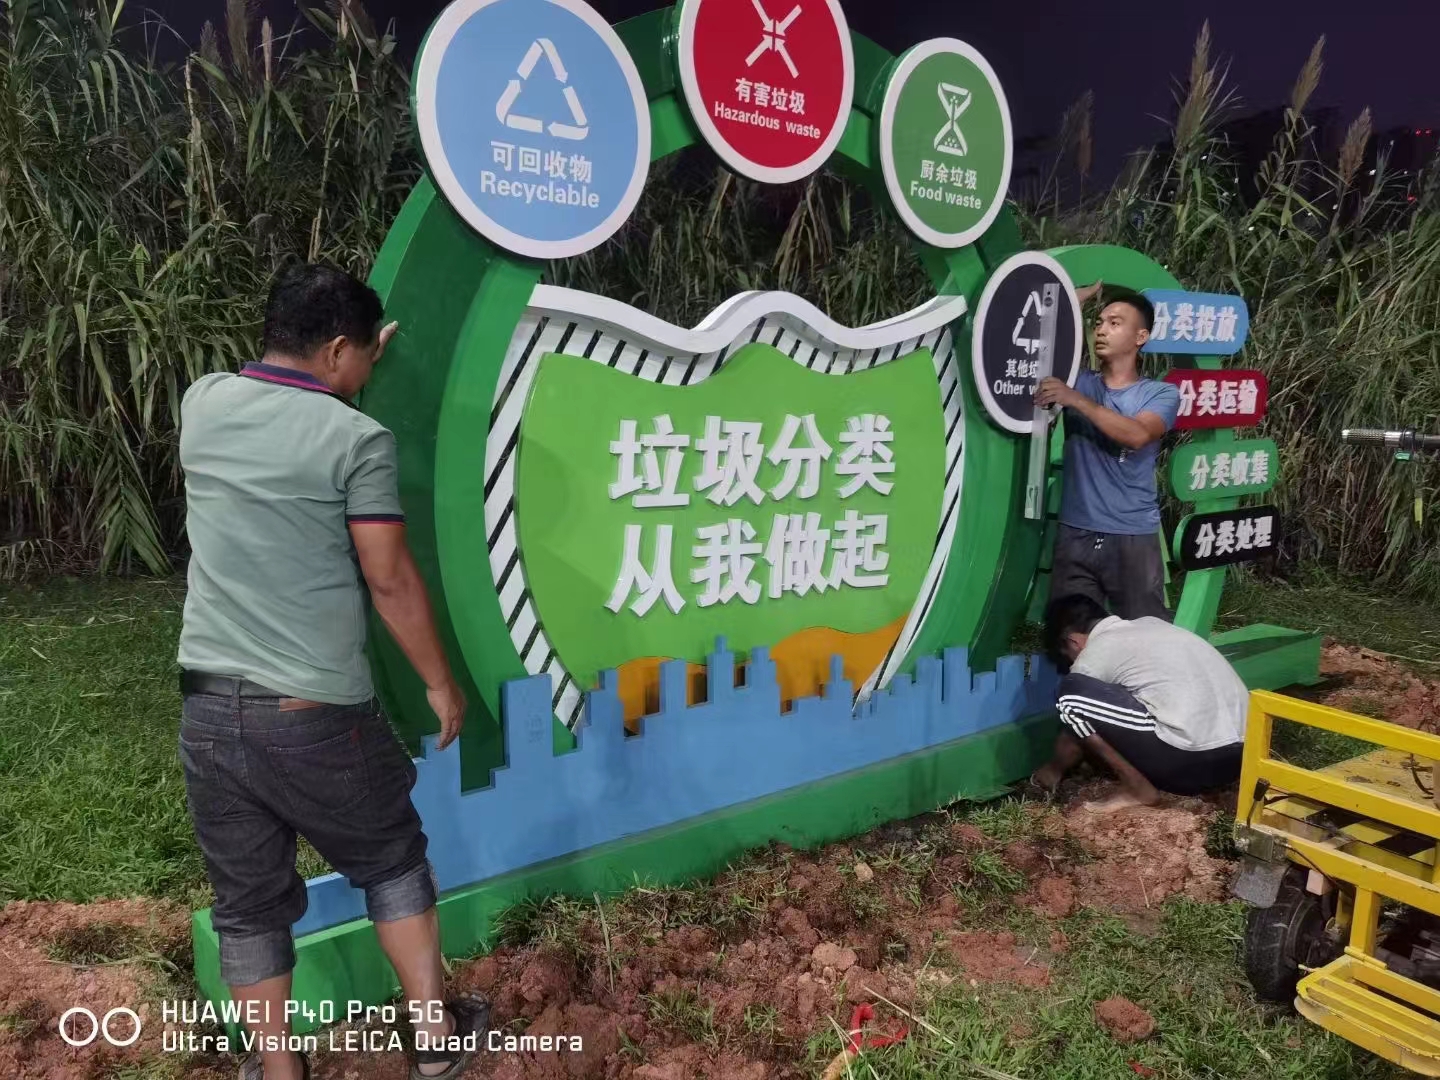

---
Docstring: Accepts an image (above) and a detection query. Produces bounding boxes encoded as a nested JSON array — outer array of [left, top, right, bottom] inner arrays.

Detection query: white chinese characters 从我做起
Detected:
[[606, 513, 892, 615], [604, 413, 900, 615]]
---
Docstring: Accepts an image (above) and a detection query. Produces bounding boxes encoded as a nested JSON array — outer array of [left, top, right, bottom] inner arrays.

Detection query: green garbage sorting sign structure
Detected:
[[360, 0, 1292, 792], [186, 0, 1327, 1035]]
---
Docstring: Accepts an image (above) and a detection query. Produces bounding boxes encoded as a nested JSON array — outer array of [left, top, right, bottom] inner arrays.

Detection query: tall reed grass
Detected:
[[1, 5, 1435, 596], [0, 0, 412, 572]]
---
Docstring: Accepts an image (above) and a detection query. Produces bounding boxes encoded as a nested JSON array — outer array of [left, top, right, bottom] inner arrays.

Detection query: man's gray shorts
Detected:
[[1050, 523, 1172, 621], [180, 690, 437, 986]]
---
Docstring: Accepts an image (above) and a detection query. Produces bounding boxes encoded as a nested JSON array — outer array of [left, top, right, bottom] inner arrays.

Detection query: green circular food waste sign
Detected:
[[878, 38, 1013, 249]]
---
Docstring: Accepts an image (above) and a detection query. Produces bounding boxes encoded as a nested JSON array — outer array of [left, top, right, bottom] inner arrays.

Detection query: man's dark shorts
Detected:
[[1056, 672, 1242, 795], [1051, 524, 1171, 621], [180, 690, 436, 986]]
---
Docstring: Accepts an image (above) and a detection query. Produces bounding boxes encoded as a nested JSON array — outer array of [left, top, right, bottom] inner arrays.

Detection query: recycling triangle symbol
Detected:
[[495, 38, 589, 141], [1011, 290, 1044, 356]]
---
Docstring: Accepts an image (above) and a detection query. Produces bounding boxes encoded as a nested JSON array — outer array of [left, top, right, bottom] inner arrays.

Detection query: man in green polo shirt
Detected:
[[179, 264, 485, 1080]]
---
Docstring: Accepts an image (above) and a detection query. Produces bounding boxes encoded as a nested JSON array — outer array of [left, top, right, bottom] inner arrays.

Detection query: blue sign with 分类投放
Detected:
[[1139, 289, 1250, 356], [414, 0, 651, 260]]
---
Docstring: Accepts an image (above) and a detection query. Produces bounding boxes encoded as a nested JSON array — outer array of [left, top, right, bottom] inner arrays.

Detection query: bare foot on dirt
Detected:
[[1032, 762, 1065, 791], [1082, 789, 1160, 815]]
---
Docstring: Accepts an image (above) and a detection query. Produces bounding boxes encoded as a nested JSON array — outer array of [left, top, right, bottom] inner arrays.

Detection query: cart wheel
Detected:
[[1244, 868, 1335, 1004]]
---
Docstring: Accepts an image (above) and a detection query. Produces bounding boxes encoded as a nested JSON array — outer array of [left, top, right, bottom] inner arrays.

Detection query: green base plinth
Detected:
[[192, 623, 1323, 1033], [1215, 623, 1324, 690], [194, 710, 1056, 1035]]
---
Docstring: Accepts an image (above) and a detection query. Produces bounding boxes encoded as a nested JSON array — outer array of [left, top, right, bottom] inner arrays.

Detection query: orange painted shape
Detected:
[[607, 616, 908, 729], [769, 617, 908, 708], [612, 657, 710, 732]]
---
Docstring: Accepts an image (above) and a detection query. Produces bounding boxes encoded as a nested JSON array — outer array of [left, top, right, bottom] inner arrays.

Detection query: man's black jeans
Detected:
[[180, 689, 437, 986], [1050, 524, 1172, 621]]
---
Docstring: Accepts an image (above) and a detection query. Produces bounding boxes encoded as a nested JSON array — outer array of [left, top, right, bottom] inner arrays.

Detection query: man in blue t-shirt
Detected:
[[1035, 290, 1180, 620]]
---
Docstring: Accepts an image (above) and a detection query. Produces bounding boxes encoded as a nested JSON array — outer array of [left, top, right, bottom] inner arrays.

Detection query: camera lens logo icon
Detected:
[[57, 1007, 142, 1048]]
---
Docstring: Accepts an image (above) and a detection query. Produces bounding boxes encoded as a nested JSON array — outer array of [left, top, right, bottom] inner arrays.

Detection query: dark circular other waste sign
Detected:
[[970, 251, 1082, 434]]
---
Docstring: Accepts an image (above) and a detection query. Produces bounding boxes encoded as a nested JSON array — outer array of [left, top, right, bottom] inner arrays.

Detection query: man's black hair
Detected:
[[1102, 291, 1155, 334], [1043, 593, 1110, 668], [263, 263, 384, 359]]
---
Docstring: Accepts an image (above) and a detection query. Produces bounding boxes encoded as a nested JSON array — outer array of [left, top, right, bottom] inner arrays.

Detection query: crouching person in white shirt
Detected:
[[1032, 594, 1249, 814]]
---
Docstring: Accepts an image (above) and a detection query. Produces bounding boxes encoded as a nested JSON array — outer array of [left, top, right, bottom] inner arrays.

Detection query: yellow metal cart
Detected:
[[1235, 690, 1440, 1073]]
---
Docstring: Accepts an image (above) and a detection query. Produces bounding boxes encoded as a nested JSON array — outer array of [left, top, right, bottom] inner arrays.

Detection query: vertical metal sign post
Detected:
[[1024, 283, 1060, 520]]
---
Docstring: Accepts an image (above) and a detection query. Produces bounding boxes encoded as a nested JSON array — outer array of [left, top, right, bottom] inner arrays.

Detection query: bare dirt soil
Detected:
[[1092, 996, 1156, 1044], [1307, 641, 1440, 731], [0, 898, 197, 1080], [0, 793, 1225, 1080]]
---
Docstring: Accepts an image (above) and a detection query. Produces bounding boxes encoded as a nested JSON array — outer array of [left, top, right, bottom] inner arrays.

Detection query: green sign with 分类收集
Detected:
[[1170, 439, 1279, 502]]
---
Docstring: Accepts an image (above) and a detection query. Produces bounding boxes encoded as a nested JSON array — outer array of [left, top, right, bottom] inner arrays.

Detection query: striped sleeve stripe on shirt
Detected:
[[1057, 696, 1159, 736], [1056, 692, 1152, 719], [346, 514, 407, 525], [1057, 704, 1096, 739]]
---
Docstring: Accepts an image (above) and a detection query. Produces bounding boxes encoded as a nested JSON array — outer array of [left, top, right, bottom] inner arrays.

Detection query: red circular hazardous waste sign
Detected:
[[677, 0, 854, 184]]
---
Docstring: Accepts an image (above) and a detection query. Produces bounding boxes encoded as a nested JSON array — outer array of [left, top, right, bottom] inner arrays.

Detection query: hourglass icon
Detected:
[[934, 82, 972, 158]]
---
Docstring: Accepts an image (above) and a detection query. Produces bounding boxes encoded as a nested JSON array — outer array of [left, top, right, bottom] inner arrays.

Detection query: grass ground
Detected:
[[0, 576, 328, 908], [1, 566, 1432, 904], [0, 577, 199, 906], [847, 901, 1396, 1080], [0, 569, 1433, 1079], [1218, 568, 1440, 669]]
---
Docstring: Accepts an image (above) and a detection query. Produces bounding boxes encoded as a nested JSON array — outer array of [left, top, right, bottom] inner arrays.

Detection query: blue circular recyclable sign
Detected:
[[416, 0, 651, 259]]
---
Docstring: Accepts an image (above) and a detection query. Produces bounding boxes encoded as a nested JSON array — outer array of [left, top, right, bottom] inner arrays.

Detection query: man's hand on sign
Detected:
[[1035, 376, 1082, 410], [352, 523, 468, 748], [376, 321, 400, 362], [1074, 280, 1103, 306], [427, 679, 467, 751]]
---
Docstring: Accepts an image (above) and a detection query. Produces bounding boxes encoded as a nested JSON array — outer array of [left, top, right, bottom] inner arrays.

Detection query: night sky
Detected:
[[144, 0, 1439, 179]]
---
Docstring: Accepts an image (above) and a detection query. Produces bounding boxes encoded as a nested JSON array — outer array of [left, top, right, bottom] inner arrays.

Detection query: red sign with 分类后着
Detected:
[[1163, 370, 1269, 430]]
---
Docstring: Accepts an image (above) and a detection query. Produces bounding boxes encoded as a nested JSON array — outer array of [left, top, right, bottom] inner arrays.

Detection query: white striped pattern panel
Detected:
[[860, 327, 966, 701]]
